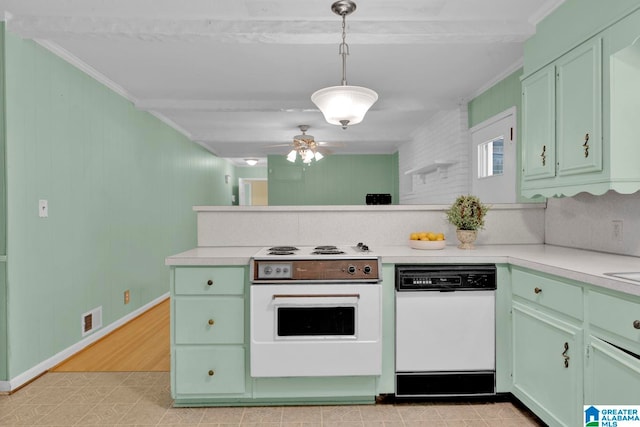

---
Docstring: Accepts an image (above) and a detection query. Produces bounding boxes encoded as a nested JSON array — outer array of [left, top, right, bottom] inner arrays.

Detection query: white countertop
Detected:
[[166, 244, 640, 296]]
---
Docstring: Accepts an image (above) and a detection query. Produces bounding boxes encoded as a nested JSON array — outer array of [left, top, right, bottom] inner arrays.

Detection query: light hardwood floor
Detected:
[[52, 298, 170, 372]]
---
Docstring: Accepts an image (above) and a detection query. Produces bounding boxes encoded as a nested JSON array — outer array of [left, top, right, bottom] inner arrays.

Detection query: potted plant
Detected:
[[445, 195, 489, 249]]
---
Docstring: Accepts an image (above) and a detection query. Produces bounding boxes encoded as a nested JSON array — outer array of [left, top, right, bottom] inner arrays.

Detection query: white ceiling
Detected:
[[1, 0, 564, 166]]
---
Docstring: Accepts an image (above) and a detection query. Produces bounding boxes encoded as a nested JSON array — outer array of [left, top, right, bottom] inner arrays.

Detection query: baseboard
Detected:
[[0, 292, 169, 393]]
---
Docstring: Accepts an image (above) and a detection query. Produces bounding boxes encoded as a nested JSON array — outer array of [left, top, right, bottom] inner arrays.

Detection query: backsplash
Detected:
[[545, 190, 640, 257]]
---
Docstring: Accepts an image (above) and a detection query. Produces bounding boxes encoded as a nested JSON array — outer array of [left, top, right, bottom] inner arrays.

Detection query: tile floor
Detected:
[[0, 372, 545, 426]]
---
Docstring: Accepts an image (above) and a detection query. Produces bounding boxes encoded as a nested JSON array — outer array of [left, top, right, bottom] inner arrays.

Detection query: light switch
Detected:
[[39, 199, 48, 217]]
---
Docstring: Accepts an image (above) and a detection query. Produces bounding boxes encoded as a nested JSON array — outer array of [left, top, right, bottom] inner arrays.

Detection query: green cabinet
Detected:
[[511, 266, 640, 425], [585, 289, 640, 404], [585, 336, 640, 405], [521, 36, 603, 198], [522, 66, 555, 181], [522, 7, 640, 198], [512, 303, 583, 427], [511, 268, 583, 427], [171, 266, 248, 402]]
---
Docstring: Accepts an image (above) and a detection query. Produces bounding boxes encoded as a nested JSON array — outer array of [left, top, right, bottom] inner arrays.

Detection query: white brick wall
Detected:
[[399, 106, 470, 204]]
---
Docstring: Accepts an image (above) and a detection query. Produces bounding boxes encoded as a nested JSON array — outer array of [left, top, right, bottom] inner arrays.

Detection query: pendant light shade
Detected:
[[311, 85, 378, 128], [312, 0, 377, 129]]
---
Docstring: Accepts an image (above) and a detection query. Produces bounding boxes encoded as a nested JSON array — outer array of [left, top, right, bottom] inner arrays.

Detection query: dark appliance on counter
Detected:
[[366, 193, 392, 205], [395, 264, 497, 397]]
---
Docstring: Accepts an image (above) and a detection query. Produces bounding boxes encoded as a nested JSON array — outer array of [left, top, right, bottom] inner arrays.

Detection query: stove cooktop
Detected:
[[252, 243, 374, 259]]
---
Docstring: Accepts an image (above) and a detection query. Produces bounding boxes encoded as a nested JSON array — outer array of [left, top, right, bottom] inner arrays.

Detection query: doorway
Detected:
[[239, 178, 268, 206], [470, 107, 517, 203]]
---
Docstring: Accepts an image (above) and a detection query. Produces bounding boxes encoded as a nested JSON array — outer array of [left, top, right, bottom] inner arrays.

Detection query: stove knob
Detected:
[[347, 265, 357, 275], [275, 267, 282, 273], [363, 265, 372, 274], [263, 266, 273, 275]]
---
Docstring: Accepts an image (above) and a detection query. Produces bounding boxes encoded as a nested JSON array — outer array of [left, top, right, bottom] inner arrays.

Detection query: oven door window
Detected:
[[277, 306, 356, 337]]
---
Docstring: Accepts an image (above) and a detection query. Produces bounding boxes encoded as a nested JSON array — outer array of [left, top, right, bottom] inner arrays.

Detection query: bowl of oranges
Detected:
[[409, 231, 446, 250]]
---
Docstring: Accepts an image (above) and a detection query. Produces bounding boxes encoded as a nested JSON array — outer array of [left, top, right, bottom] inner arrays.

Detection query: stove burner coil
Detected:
[[311, 249, 346, 255], [268, 250, 296, 256], [314, 245, 338, 250], [268, 246, 299, 252]]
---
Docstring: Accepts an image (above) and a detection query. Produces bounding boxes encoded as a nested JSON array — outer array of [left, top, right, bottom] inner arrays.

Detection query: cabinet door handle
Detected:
[[541, 145, 547, 166], [633, 320, 640, 329], [583, 133, 589, 158], [207, 279, 213, 286], [208, 319, 215, 326], [208, 370, 215, 376], [562, 342, 570, 368], [534, 287, 542, 294]]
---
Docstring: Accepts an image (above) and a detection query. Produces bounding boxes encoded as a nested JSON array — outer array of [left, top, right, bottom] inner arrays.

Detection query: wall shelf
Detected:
[[404, 160, 457, 180]]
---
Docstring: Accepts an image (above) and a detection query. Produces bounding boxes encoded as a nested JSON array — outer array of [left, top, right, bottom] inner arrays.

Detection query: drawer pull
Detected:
[[208, 370, 215, 376], [634, 320, 640, 330], [534, 287, 542, 294], [207, 279, 213, 286], [562, 342, 570, 368], [208, 319, 215, 326]]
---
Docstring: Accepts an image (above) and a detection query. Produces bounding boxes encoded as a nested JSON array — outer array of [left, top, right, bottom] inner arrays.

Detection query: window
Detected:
[[478, 137, 504, 178]]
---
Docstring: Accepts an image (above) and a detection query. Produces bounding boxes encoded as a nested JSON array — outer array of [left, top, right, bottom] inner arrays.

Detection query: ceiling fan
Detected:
[[268, 125, 343, 164]]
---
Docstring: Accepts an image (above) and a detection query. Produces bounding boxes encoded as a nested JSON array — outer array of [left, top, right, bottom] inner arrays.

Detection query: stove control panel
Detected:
[[257, 262, 293, 280], [252, 259, 381, 283]]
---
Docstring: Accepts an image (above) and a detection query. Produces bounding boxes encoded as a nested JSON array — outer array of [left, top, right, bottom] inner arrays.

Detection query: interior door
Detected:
[[471, 107, 517, 203]]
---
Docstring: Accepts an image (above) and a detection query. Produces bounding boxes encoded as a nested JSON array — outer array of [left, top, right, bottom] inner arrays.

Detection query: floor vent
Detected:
[[81, 306, 102, 336]]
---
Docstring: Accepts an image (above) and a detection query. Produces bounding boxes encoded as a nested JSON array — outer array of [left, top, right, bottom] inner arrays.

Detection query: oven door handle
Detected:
[[272, 293, 360, 300]]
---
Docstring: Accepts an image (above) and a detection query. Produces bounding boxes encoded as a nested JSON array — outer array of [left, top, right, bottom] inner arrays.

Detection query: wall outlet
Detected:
[[124, 290, 130, 305], [612, 220, 623, 242]]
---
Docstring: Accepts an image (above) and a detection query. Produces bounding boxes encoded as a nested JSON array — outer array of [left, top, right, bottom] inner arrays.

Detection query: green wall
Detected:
[[267, 154, 398, 205], [467, 69, 523, 129], [524, 0, 640, 75], [3, 32, 233, 379]]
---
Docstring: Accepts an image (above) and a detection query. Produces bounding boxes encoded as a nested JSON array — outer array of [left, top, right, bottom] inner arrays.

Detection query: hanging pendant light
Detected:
[[311, 0, 378, 129]]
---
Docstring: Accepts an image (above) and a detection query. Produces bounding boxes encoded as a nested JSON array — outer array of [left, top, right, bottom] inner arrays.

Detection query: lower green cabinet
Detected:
[[171, 266, 248, 402], [511, 267, 640, 426], [175, 346, 246, 395], [512, 301, 583, 427], [585, 336, 640, 405]]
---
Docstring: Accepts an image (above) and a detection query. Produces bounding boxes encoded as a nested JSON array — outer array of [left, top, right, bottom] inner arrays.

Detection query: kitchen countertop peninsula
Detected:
[[166, 244, 640, 296]]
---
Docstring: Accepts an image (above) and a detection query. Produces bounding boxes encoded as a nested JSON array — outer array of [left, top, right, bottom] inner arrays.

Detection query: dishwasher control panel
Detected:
[[395, 264, 496, 291]]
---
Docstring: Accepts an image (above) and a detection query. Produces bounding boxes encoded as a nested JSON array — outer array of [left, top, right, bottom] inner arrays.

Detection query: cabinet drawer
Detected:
[[175, 267, 244, 295], [512, 268, 583, 320], [589, 291, 640, 343], [174, 346, 245, 395], [174, 297, 244, 344]]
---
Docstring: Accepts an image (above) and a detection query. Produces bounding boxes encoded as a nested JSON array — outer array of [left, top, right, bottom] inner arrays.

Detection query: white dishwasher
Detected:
[[395, 264, 496, 397]]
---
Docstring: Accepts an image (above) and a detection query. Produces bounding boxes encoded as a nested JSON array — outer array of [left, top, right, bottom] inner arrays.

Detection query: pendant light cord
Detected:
[[339, 12, 349, 86]]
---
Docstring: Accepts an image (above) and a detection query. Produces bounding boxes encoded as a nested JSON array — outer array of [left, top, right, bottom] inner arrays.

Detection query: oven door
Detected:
[[251, 284, 382, 377]]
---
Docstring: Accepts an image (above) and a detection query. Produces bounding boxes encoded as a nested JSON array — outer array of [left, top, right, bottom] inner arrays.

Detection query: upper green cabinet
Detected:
[[521, 7, 640, 198], [522, 36, 603, 197]]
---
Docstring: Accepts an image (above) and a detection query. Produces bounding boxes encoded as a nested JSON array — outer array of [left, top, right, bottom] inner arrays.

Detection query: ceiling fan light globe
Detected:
[[311, 85, 378, 127], [286, 150, 297, 163], [314, 152, 324, 161]]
